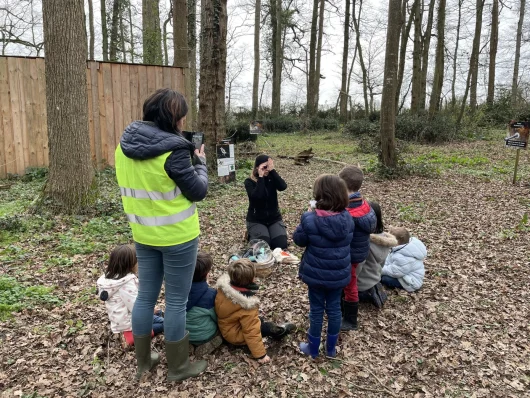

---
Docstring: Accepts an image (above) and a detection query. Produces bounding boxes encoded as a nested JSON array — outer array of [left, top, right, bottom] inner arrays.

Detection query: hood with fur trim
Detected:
[[215, 274, 260, 310], [370, 232, 398, 247]]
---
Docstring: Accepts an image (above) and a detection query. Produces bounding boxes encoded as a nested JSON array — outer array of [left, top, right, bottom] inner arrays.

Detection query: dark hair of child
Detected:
[[369, 201, 384, 234], [338, 166, 364, 192], [313, 174, 349, 212], [193, 251, 213, 282], [105, 244, 137, 280], [228, 259, 256, 286]]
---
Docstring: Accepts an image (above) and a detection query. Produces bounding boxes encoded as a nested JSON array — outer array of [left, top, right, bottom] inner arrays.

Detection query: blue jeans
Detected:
[[308, 287, 342, 337], [132, 238, 198, 342], [381, 275, 403, 289]]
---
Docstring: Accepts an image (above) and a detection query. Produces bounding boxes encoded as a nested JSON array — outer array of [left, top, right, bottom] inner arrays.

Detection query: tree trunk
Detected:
[[314, 0, 325, 110], [307, 0, 319, 115], [451, 0, 462, 109], [142, 0, 162, 64], [469, 0, 484, 112], [352, 0, 369, 117], [511, 0, 525, 107], [119, 7, 126, 61], [173, 0, 189, 67], [339, 0, 351, 122], [395, 0, 415, 113], [199, 0, 227, 170], [188, 0, 198, 129], [428, 0, 445, 115], [109, 0, 121, 61], [252, 0, 261, 118], [101, 0, 109, 61], [88, 0, 95, 60], [128, 4, 135, 62], [163, 9, 171, 65], [271, 0, 282, 116], [419, 0, 435, 110], [380, 0, 402, 169], [410, 0, 422, 113], [486, 0, 499, 106], [42, 0, 94, 213]]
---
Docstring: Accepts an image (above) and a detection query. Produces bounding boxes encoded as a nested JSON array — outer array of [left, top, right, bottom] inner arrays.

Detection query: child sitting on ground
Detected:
[[293, 174, 355, 358], [381, 227, 427, 292], [97, 244, 164, 346], [215, 259, 295, 363], [338, 166, 376, 330], [186, 251, 223, 357]]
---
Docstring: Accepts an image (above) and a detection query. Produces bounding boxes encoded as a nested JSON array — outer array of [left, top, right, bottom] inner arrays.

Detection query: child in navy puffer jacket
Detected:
[[338, 166, 376, 331], [293, 175, 355, 359]]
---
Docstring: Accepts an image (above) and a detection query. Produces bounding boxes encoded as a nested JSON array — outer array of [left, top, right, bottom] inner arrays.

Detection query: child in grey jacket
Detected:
[[381, 227, 427, 292]]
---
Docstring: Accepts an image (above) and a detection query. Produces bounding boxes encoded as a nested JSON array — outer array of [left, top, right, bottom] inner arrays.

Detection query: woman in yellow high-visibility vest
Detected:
[[115, 88, 208, 381]]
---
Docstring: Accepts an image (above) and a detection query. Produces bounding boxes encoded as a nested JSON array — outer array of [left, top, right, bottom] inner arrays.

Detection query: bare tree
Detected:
[[352, 0, 369, 116], [419, 0, 435, 110], [109, 0, 122, 61], [199, 0, 228, 169], [252, 0, 261, 118], [42, 0, 94, 212], [469, 0, 485, 112], [101, 0, 109, 60], [512, 0, 526, 106], [188, 0, 198, 128], [88, 0, 95, 60], [450, 0, 463, 109], [143, 0, 162, 64], [173, 0, 188, 67], [429, 0, 445, 115], [410, 0, 422, 113], [0, 1, 44, 55], [163, 7, 172, 65], [486, 0, 499, 106], [271, 0, 282, 116], [395, 0, 416, 112], [380, 0, 402, 168], [307, 0, 319, 114], [339, 0, 351, 122]]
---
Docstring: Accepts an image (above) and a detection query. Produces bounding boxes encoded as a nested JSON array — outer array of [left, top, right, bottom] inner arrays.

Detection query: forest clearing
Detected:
[[1, 132, 529, 397]]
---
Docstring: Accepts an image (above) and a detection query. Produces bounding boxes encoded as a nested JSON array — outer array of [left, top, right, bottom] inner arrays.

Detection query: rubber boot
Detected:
[[133, 334, 160, 380], [194, 335, 223, 358], [299, 333, 320, 359], [166, 332, 207, 382], [340, 300, 359, 331], [269, 323, 296, 340], [325, 333, 339, 358]]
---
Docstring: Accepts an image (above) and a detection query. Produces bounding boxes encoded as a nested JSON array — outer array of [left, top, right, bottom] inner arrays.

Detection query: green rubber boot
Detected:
[[166, 332, 207, 382], [133, 334, 160, 380]]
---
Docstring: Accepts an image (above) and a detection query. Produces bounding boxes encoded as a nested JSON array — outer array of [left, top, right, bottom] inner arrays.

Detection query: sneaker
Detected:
[[270, 323, 296, 340], [194, 335, 223, 358], [373, 283, 387, 308]]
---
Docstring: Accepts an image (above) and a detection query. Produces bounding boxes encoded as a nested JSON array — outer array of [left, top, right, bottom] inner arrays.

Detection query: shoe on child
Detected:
[[194, 335, 223, 358]]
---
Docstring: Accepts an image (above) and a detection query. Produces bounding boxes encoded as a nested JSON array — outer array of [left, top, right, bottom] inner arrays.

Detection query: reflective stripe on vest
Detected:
[[120, 186, 182, 201], [126, 203, 197, 226]]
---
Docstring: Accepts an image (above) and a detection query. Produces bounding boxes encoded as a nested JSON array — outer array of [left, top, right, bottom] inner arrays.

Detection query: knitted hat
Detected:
[[254, 154, 270, 168]]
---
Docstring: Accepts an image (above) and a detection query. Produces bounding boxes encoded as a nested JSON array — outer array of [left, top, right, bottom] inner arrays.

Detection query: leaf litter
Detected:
[[0, 136, 529, 397]]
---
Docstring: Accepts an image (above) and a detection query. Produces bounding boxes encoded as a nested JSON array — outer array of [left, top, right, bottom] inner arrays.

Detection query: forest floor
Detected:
[[0, 130, 529, 398]]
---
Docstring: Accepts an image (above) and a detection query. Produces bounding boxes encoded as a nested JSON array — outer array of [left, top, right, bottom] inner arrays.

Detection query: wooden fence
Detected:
[[0, 56, 191, 178]]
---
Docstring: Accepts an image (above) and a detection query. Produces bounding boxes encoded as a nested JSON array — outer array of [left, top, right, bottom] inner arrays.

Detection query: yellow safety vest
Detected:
[[115, 144, 200, 246]]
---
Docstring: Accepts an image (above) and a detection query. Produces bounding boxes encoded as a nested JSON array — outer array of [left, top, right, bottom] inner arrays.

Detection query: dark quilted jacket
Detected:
[[186, 281, 217, 311], [293, 209, 354, 290], [347, 193, 377, 264], [244, 170, 287, 225], [120, 121, 208, 202]]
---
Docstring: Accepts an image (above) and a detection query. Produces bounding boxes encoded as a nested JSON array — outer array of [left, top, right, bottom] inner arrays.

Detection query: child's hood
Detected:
[[312, 210, 353, 242], [215, 274, 260, 310], [394, 237, 427, 260], [96, 273, 137, 299]]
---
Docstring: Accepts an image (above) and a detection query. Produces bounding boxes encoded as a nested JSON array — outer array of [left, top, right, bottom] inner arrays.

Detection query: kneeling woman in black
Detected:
[[244, 154, 288, 249]]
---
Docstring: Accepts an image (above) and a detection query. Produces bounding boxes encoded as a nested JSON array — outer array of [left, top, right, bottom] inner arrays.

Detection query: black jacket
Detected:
[[244, 170, 287, 225], [120, 121, 208, 202]]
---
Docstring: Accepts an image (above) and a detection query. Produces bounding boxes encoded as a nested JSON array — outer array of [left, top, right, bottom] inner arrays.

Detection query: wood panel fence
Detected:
[[0, 56, 191, 178]]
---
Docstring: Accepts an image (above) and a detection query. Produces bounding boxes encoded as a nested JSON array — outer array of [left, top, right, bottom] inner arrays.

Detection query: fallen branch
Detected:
[[276, 155, 350, 166]]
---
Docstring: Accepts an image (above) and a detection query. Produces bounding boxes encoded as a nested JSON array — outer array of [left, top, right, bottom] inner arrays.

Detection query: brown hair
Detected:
[[142, 88, 188, 134], [105, 244, 137, 279], [228, 259, 256, 286], [313, 174, 349, 212], [193, 251, 213, 282], [390, 227, 410, 245], [338, 166, 364, 192]]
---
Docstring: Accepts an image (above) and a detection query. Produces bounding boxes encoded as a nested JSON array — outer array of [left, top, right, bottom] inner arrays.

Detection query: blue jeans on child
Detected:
[[132, 238, 198, 342], [381, 275, 403, 289], [308, 287, 342, 337]]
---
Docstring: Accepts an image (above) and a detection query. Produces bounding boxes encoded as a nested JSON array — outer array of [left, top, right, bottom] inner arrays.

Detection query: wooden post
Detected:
[[513, 148, 521, 184]]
